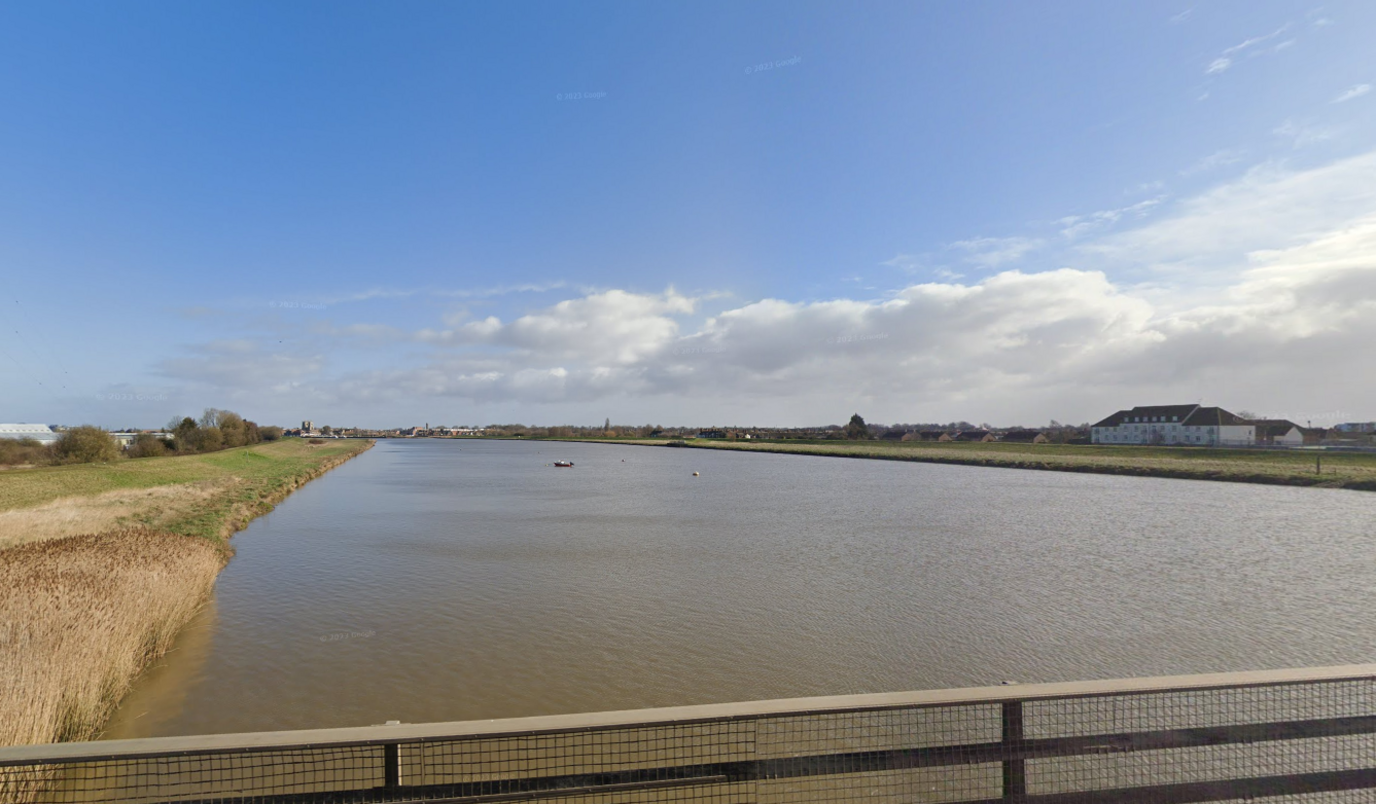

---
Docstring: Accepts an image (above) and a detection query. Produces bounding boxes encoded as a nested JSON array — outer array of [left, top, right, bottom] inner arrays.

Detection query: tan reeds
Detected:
[[0, 529, 226, 748]]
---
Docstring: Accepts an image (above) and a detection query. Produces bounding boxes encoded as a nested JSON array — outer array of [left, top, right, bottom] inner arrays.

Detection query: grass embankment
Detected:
[[563, 438, 1376, 491], [0, 439, 372, 750]]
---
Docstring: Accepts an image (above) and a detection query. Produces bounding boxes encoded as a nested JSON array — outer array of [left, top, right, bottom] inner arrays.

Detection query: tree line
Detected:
[[0, 409, 285, 467], [158, 409, 282, 456]]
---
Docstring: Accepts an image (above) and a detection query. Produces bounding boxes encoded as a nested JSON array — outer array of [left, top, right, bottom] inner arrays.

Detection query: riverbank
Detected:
[[0, 438, 373, 747], [549, 438, 1376, 491]]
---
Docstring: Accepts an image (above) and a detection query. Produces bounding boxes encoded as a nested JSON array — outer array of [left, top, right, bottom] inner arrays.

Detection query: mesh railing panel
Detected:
[[1027, 736, 1375, 793], [755, 704, 1001, 757], [3, 671, 1375, 803], [1024, 679, 1375, 737], [1022, 678, 1376, 798], [412, 720, 755, 784], [551, 781, 753, 804], [0, 745, 383, 803], [756, 764, 1001, 803]]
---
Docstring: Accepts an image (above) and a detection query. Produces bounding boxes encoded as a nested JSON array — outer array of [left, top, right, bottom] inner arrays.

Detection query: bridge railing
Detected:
[[3, 664, 1375, 803]]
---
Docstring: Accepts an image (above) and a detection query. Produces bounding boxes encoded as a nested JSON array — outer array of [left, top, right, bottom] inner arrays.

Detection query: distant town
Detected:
[[8, 403, 1371, 452], [266, 405, 1376, 449]]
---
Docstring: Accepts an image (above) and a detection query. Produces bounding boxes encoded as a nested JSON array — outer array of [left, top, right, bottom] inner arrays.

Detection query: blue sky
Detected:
[[3, 0, 1376, 428]]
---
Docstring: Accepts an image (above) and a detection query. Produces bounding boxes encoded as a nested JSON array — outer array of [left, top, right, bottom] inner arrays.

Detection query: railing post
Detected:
[[1002, 700, 1025, 802], [382, 742, 400, 788]]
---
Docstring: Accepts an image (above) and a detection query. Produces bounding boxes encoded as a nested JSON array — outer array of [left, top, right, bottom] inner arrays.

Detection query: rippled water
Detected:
[[104, 439, 1376, 738]]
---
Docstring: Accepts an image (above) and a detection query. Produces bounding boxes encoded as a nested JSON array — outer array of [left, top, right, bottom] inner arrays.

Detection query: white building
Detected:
[[1091, 404, 1256, 446], [1252, 420, 1306, 447], [0, 423, 59, 444], [111, 431, 170, 448]]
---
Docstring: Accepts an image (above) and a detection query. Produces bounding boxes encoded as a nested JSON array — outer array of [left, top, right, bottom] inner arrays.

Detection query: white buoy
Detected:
[[693, 471, 700, 476]]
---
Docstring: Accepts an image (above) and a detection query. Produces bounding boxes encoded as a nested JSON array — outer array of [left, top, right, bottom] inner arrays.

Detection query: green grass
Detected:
[[0, 439, 373, 543], [540, 437, 1376, 491]]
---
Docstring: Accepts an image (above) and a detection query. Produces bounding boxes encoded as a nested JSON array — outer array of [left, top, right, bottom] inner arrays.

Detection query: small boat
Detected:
[[553, 460, 574, 468]]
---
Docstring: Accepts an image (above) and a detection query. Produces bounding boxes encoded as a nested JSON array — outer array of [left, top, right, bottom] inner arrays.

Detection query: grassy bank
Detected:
[[555, 438, 1376, 491], [0, 438, 372, 749], [0, 438, 372, 550]]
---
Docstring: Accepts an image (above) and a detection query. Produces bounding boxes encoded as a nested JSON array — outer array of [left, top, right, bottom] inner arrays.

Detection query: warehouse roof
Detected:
[[0, 423, 58, 442]]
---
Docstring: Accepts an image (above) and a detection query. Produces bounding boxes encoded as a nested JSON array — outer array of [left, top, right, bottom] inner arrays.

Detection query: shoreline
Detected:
[[0, 439, 374, 749], [535, 438, 1376, 492]]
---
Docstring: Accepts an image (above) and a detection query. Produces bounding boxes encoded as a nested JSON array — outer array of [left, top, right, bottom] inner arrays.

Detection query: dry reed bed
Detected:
[[0, 529, 225, 750]]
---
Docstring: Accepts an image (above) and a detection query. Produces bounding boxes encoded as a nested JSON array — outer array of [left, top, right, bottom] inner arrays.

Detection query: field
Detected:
[[0, 439, 372, 749], [0, 438, 372, 549], [560, 438, 1376, 491]]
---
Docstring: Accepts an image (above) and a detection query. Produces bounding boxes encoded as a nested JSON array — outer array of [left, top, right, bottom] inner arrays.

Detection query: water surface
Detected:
[[105, 439, 1376, 737]]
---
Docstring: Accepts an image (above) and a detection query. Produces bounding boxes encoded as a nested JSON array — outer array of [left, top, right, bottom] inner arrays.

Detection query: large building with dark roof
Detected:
[[1091, 404, 1256, 446]]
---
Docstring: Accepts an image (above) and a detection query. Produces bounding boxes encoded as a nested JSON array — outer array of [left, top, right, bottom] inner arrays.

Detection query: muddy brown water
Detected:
[[103, 439, 1376, 738]]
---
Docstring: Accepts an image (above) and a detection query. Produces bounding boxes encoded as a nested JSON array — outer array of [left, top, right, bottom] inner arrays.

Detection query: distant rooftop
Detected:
[[0, 423, 59, 442]]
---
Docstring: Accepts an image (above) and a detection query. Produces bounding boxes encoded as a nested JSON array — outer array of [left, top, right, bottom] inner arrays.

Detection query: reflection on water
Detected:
[[104, 439, 1376, 738]]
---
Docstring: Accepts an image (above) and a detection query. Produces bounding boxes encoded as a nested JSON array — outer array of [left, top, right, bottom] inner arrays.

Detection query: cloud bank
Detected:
[[157, 149, 1376, 425]]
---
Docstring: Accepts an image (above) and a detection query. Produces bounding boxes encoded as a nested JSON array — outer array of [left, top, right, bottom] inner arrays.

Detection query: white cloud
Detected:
[[323, 214, 1376, 422], [1206, 58, 1232, 74], [432, 281, 570, 299], [1179, 148, 1244, 176], [880, 253, 926, 272], [1169, 9, 1193, 24], [1333, 84, 1371, 103], [1222, 25, 1290, 56], [948, 236, 1043, 267], [881, 252, 963, 279], [1204, 24, 1292, 74], [309, 322, 409, 344], [880, 253, 917, 267], [317, 288, 419, 305], [1122, 215, 1376, 396], [158, 341, 326, 394], [315, 282, 568, 306], [1056, 197, 1165, 239], [312, 269, 1163, 420], [1273, 119, 1335, 149], [415, 288, 695, 365], [1083, 150, 1376, 290]]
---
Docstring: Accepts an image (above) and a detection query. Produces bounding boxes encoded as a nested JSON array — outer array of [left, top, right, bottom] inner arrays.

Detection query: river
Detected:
[[103, 439, 1376, 738]]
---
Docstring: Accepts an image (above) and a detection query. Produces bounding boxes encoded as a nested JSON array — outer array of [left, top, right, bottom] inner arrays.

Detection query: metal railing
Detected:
[[3, 664, 1376, 803]]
